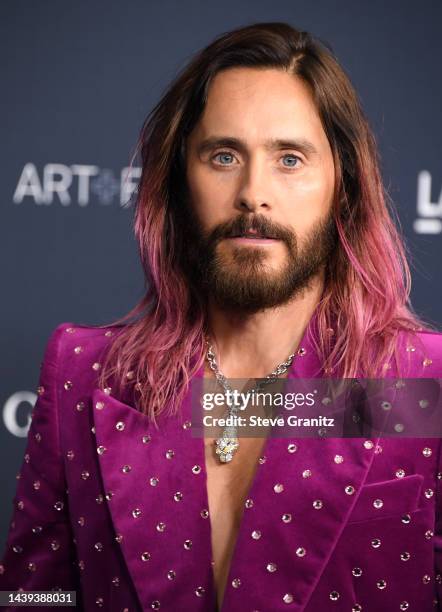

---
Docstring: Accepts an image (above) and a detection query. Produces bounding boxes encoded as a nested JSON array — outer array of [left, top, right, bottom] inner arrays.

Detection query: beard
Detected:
[[180, 202, 337, 316]]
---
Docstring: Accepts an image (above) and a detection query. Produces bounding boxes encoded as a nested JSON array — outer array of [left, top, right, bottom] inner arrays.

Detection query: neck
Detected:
[[204, 272, 324, 379]]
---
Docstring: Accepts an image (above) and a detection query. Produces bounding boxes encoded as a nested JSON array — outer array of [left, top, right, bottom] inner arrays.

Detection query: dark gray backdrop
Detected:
[[1, 0, 441, 551]]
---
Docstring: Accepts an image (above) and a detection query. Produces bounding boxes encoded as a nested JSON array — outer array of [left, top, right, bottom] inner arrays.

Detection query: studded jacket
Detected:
[[0, 319, 441, 611]]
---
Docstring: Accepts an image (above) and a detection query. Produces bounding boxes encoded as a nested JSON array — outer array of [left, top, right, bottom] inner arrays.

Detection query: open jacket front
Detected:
[[1, 318, 441, 611]]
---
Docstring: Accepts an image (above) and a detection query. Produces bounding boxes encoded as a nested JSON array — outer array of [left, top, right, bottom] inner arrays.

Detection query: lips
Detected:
[[240, 234, 266, 238], [245, 235, 271, 239], [232, 232, 274, 239]]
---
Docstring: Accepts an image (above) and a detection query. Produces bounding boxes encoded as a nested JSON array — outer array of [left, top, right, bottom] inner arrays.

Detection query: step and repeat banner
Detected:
[[1, 0, 441, 551]]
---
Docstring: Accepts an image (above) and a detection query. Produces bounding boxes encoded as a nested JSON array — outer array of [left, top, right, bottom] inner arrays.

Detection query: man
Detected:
[[1, 22, 441, 611]]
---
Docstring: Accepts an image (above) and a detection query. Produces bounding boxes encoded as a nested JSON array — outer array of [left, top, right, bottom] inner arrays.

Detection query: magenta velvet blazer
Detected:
[[1, 319, 442, 611]]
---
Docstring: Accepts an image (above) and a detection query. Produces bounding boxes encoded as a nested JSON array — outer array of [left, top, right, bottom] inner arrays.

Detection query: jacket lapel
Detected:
[[92, 383, 217, 611], [219, 319, 392, 611], [219, 419, 385, 610]]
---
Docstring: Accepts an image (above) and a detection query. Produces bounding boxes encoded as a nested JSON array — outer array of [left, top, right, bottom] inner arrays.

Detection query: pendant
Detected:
[[214, 425, 239, 463]]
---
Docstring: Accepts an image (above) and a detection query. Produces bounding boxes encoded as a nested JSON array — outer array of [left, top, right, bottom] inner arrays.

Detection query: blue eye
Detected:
[[213, 152, 235, 165], [282, 154, 301, 168]]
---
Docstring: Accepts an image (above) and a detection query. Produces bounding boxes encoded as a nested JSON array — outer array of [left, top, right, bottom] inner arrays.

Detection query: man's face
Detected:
[[184, 67, 337, 314]]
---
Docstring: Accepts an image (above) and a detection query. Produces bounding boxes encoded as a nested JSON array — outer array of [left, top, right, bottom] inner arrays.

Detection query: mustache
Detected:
[[208, 214, 295, 245]]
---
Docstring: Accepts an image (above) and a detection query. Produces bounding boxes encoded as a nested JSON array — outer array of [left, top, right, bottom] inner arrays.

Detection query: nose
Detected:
[[234, 155, 271, 213]]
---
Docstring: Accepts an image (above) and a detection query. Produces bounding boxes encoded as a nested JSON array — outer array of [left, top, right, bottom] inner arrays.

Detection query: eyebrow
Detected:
[[196, 136, 319, 158]]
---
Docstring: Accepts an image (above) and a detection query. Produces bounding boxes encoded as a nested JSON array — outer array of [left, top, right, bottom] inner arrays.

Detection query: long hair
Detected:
[[97, 21, 433, 421]]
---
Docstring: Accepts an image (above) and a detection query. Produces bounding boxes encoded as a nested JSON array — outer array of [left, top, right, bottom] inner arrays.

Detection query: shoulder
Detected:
[[45, 321, 122, 353], [414, 328, 442, 348], [395, 327, 442, 377], [41, 321, 124, 391]]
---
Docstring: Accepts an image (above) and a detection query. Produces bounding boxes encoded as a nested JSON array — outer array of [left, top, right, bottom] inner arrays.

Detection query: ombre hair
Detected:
[[97, 21, 434, 421]]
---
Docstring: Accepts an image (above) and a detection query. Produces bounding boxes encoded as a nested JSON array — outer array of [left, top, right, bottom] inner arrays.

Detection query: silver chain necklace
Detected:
[[204, 335, 297, 463]]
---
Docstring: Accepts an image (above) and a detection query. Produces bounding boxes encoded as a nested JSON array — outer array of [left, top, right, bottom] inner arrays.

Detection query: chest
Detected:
[[204, 435, 268, 611]]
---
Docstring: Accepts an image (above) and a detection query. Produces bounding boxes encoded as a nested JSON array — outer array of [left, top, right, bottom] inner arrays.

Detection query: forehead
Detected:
[[193, 67, 327, 146]]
